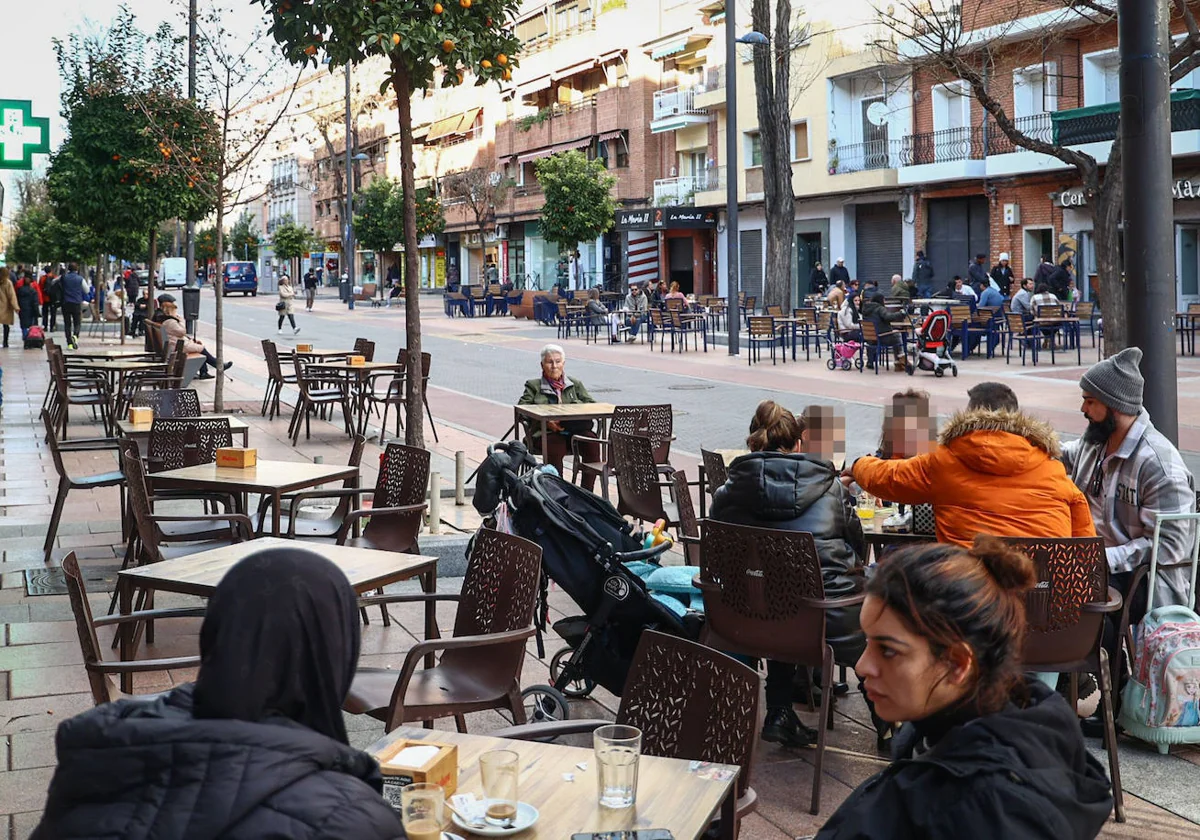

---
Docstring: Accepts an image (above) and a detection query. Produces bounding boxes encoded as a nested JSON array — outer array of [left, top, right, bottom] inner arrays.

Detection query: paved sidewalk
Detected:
[[2, 314, 1199, 838]]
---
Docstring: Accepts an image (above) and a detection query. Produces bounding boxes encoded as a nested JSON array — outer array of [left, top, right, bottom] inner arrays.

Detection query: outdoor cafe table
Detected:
[[513, 403, 617, 465], [1031, 316, 1082, 365], [367, 726, 741, 840], [116, 537, 438, 693], [1177, 311, 1200, 356], [62, 347, 156, 360], [117, 415, 250, 447], [148, 459, 359, 536], [308, 360, 404, 435], [69, 358, 169, 429]]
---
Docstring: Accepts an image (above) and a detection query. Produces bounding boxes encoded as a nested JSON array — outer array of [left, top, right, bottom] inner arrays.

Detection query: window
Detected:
[[1013, 63, 1057, 119], [792, 121, 810, 161], [746, 131, 762, 167], [1083, 50, 1120, 107], [516, 15, 548, 45]]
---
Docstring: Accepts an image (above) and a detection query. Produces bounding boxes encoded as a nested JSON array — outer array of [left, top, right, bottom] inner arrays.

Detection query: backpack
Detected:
[[24, 325, 45, 349], [1119, 512, 1200, 750]]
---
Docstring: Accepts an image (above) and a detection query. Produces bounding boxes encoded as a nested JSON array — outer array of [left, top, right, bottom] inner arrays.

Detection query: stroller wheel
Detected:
[[855, 358, 864, 370], [841, 360, 852, 371], [826, 358, 836, 371], [907, 361, 915, 376], [521, 685, 572, 733], [549, 646, 598, 698], [934, 367, 945, 378], [952, 365, 958, 377]]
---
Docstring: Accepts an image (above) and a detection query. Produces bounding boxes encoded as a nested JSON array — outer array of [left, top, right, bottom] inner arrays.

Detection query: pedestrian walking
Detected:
[[809, 261, 828, 294], [303, 267, 318, 311], [16, 273, 40, 338], [0, 268, 18, 348], [43, 268, 62, 332], [990, 252, 1015, 296], [60, 263, 87, 350], [277, 274, 299, 334]]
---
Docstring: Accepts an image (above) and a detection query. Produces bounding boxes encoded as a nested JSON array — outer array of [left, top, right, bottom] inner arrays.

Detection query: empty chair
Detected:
[[571, 404, 674, 502], [254, 435, 368, 539], [288, 356, 355, 445], [41, 410, 125, 563], [352, 337, 376, 362], [261, 339, 298, 420], [397, 349, 440, 443], [130, 388, 202, 419], [701, 448, 729, 500], [611, 431, 678, 528]]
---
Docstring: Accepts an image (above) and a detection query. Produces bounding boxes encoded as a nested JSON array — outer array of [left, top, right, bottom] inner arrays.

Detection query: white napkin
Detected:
[[385, 745, 441, 768]]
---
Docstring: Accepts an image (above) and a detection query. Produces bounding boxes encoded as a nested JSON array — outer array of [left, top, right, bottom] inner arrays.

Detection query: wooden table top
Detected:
[[63, 348, 155, 359], [149, 459, 357, 492], [73, 359, 167, 372], [118, 537, 436, 598], [117, 415, 251, 436], [515, 403, 617, 420], [293, 348, 351, 357], [308, 361, 401, 371], [369, 726, 739, 840]]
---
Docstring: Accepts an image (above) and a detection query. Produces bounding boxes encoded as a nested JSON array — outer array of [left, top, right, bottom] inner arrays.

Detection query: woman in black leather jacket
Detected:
[[710, 400, 866, 749]]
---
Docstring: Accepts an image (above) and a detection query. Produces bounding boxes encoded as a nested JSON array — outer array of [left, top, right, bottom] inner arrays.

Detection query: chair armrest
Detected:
[[357, 593, 460, 609], [1081, 587, 1123, 615], [343, 503, 427, 525], [490, 719, 611, 741], [93, 607, 207, 627], [147, 513, 253, 540], [88, 655, 202, 675], [679, 534, 701, 545], [800, 593, 868, 609]]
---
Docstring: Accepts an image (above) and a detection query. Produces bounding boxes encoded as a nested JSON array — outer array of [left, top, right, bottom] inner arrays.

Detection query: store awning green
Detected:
[[1052, 88, 1200, 144], [652, 39, 690, 60]]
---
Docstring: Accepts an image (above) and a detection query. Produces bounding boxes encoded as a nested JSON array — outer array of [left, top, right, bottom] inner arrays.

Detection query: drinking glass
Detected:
[[856, 491, 876, 521], [594, 724, 641, 808], [479, 749, 520, 826], [399, 783, 444, 840]]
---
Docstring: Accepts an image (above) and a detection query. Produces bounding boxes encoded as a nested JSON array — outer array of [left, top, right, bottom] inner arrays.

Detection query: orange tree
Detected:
[[253, 0, 520, 447]]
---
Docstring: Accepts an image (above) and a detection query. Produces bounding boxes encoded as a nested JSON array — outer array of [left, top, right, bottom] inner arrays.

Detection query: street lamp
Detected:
[[724, 16, 769, 356]]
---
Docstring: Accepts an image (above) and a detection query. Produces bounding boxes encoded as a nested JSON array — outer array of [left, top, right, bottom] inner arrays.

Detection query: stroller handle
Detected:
[[614, 538, 674, 564]]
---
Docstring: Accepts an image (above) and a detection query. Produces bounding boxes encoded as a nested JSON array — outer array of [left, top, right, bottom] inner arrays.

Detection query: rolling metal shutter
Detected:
[[927, 197, 990, 283], [739, 229, 764, 302], [854, 202, 903, 287]]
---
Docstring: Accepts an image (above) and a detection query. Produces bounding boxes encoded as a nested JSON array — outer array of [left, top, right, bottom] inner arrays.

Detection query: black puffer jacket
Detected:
[[860, 294, 908, 342], [815, 681, 1113, 839], [710, 452, 866, 663], [32, 685, 404, 840]]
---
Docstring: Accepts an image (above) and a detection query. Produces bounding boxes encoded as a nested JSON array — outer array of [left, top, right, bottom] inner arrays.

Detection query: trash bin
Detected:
[[339, 278, 351, 302], [182, 286, 201, 336]]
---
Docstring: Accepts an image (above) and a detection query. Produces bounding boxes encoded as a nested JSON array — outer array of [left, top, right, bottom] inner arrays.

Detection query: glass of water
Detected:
[[594, 724, 641, 809]]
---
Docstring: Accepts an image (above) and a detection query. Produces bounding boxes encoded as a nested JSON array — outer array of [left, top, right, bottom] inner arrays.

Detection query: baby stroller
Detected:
[[907, 309, 958, 378], [474, 441, 698, 718], [826, 334, 863, 371]]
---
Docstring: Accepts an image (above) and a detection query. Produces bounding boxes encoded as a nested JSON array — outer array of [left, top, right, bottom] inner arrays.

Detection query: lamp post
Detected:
[[723, 14, 769, 356]]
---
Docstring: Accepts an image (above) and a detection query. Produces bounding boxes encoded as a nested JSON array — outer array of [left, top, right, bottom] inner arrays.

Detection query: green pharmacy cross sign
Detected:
[[0, 100, 50, 171]]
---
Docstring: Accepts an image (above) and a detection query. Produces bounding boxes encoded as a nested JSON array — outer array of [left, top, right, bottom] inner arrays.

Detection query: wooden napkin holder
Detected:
[[215, 447, 257, 469], [129, 406, 153, 425], [375, 739, 458, 807], [296, 343, 313, 352], [348, 355, 366, 366]]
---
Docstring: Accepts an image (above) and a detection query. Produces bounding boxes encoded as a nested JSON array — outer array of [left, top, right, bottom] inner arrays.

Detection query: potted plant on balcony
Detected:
[[827, 138, 839, 175]]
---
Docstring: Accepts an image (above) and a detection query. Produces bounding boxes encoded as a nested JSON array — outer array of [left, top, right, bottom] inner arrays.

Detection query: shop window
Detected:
[[792, 121, 810, 161]]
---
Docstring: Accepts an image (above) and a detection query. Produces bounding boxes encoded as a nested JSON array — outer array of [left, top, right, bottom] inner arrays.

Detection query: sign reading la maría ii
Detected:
[[1054, 177, 1200, 207]]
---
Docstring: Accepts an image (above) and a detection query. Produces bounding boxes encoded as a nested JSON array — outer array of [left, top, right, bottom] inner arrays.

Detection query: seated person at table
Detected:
[[978, 279, 1005, 308], [888, 274, 911, 301], [616, 283, 650, 342], [711, 401, 875, 749], [873, 390, 937, 539], [664, 281, 688, 301], [860, 292, 908, 371], [836, 292, 862, 339], [31, 548, 405, 840], [159, 296, 232, 380], [1011, 277, 1035, 317], [847, 392, 1095, 547], [814, 538, 1113, 839], [518, 344, 601, 490], [583, 287, 609, 335]]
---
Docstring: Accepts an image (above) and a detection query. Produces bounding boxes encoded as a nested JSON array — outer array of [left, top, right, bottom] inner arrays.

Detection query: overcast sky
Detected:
[[1, 0, 268, 225]]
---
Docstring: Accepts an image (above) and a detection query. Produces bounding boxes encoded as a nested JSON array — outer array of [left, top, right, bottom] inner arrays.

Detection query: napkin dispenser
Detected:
[[129, 406, 153, 425], [375, 740, 458, 807], [215, 447, 257, 469], [296, 343, 313, 352], [348, 355, 366, 366]]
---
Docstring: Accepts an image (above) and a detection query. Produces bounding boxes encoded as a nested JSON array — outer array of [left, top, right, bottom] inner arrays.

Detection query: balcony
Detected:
[[694, 65, 726, 110], [897, 126, 987, 185], [653, 172, 718, 206], [1052, 89, 1200, 145], [830, 139, 905, 174], [651, 86, 709, 133]]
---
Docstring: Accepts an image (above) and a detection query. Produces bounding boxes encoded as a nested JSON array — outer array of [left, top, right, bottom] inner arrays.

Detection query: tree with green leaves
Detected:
[[535, 151, 616, 276], [355, 177, 446, 288], [196, 226, 219, 272], [271, 219, 321, 281], [254, 0, 521, 447], [229, 211, 261, 262]]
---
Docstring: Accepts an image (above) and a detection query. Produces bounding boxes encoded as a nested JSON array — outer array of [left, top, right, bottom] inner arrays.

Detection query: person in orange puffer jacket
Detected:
[[849, 405, 1095, 545]]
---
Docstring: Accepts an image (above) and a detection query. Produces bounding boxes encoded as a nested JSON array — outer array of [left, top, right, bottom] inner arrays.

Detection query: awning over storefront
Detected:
[[647, 32, 712, 62], [598, 48, 627, 65], [597, 129, 625, 143], [552, 59, 596, 81], [516, 136, 593, 164], [516, 75, 551, 98], [412, 123, 431, 142], [425, 108, 481, 142]]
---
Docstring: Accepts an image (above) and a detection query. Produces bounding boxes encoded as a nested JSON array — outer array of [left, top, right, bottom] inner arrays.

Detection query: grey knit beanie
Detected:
[[1080, 347, 1144, 415]]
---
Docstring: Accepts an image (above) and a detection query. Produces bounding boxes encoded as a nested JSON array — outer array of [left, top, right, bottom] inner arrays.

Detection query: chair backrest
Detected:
[[860, 319, 880, 343], [765, 304, 783, 317], [40, 410, 71, 479], [397, 348, 432, 380], [611, 431, 668, 522], [131, 388, 201, 419], [62, 552, 119, 705], [262, 339, 283, 380], [439, 528, 542, 677], [121, 438, 164, 564], [610, 404, 673, 465], [361, 442, 431, 553], [353, 337, 376, 362], [698, 520, 827, 667], [1076, 301, 1095, 319], [148, 322, 165, 358], [1189, 302, 1200, 314], [1001, 537, 1110, 667], [665, 298, 685, 312], [1037, 303, 1064, 319], [743, 296, 756, 313], [1005, 312, 1029, 336], [672, 469, 700, 566], [617, 630, 758, 798], [949, 304, 972, 325], [793, 308, 817, 326], [701, 448, 729, 494], [748, 316, 775, 338], [147, 417, 233, 473], [650, 309, 666, 328]]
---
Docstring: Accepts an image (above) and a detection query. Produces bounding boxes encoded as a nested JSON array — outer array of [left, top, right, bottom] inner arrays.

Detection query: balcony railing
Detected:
[[1053, 89, 1200, 145], [830, 139, 906, 173], [653, 86, 703, 122], [903, 126, 986, 165], [986, 113, 1054, 154], [653, 172, 717, 206]]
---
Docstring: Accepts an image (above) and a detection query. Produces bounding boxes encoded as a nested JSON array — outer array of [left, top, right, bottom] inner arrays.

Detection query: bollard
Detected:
[[428, 471, 441, 535], [313, 455, 324, 465], [455, 451, 466, 506]]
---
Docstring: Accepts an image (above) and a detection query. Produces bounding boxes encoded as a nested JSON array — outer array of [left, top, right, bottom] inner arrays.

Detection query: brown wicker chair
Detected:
[[571, 404, 673, 502], [701, 448, 729, 514], [345, 528, 542, 732], [261, 339, 298, 420], [63, 551, 204, 706], [611, 431, 679, 528], [130, 388, 202, 418], [288, 355, 355, 444], [41, 410, 125, 563], [353, 336, 376, 361], [253, 434, 368, 539], [1002, 536, 1125, 822], [696, 519, 865, 815], [491, 629, 760, 837], [672, 469, 701, 566], [397, 348, 440, 443]]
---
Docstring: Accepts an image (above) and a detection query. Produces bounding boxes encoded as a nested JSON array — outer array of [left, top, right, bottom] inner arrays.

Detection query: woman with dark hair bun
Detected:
[[815, 536, 1113, 840]]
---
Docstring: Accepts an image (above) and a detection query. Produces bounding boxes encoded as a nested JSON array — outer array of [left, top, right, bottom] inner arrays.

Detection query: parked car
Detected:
[[157, 258, 187, 289], [221, 261, 258, 296]]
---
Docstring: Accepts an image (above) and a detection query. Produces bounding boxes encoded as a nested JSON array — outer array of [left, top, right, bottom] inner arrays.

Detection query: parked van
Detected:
[[157, 257, 187, 289], [221, 261, 259, 296]]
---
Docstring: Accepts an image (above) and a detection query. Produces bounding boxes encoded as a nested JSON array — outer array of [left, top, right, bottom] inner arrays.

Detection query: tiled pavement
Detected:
[[2, 304, 1200, 838]]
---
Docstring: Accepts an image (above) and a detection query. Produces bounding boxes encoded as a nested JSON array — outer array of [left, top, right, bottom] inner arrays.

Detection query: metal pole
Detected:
[[725, 3, 740, 356], [344, 64, 356, 307], [1119, 0, 1178, 443], [455, 451, 466, 506], [185, 0, 197, 291], [428, 472, 441, 535]]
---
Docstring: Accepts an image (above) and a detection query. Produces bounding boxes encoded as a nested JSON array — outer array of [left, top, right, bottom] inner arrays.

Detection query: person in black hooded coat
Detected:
[[710, 401, 867, 750], [31, 548, 405, 840]]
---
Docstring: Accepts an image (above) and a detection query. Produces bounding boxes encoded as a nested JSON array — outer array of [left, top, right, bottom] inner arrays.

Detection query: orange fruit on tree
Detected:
[[460, 0, 471, 7], [392, 33, 401, 45], [503, 68, 512, 80], [481, 59, 492, 69], [433, 2, 443, 13], [442, 39, 455, 52], [497, 54, 508, 65], [304, 44, 317, 56]]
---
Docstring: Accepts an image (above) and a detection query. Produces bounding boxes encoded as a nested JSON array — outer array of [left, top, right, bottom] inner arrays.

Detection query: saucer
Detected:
[[450, 802, 539, 836]]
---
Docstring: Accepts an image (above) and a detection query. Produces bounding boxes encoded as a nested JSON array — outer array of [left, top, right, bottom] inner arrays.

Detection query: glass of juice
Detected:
[[856, 491, 876, 520]]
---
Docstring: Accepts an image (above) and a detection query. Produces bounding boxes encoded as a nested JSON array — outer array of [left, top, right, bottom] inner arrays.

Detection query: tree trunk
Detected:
[[1087, 138, 1125, 358], [752, 0, 795, 311], [213, 172, 226, 412], [393, 61, 425, 448]]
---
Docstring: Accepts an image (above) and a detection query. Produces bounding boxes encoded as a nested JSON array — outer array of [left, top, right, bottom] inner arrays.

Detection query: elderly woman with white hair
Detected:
[[518, 344, 601, 490]]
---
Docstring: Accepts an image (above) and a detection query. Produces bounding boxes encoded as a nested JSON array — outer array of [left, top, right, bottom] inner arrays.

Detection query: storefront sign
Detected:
[[1054, 177, 1200, 208], [614, 207, 718, 230]]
